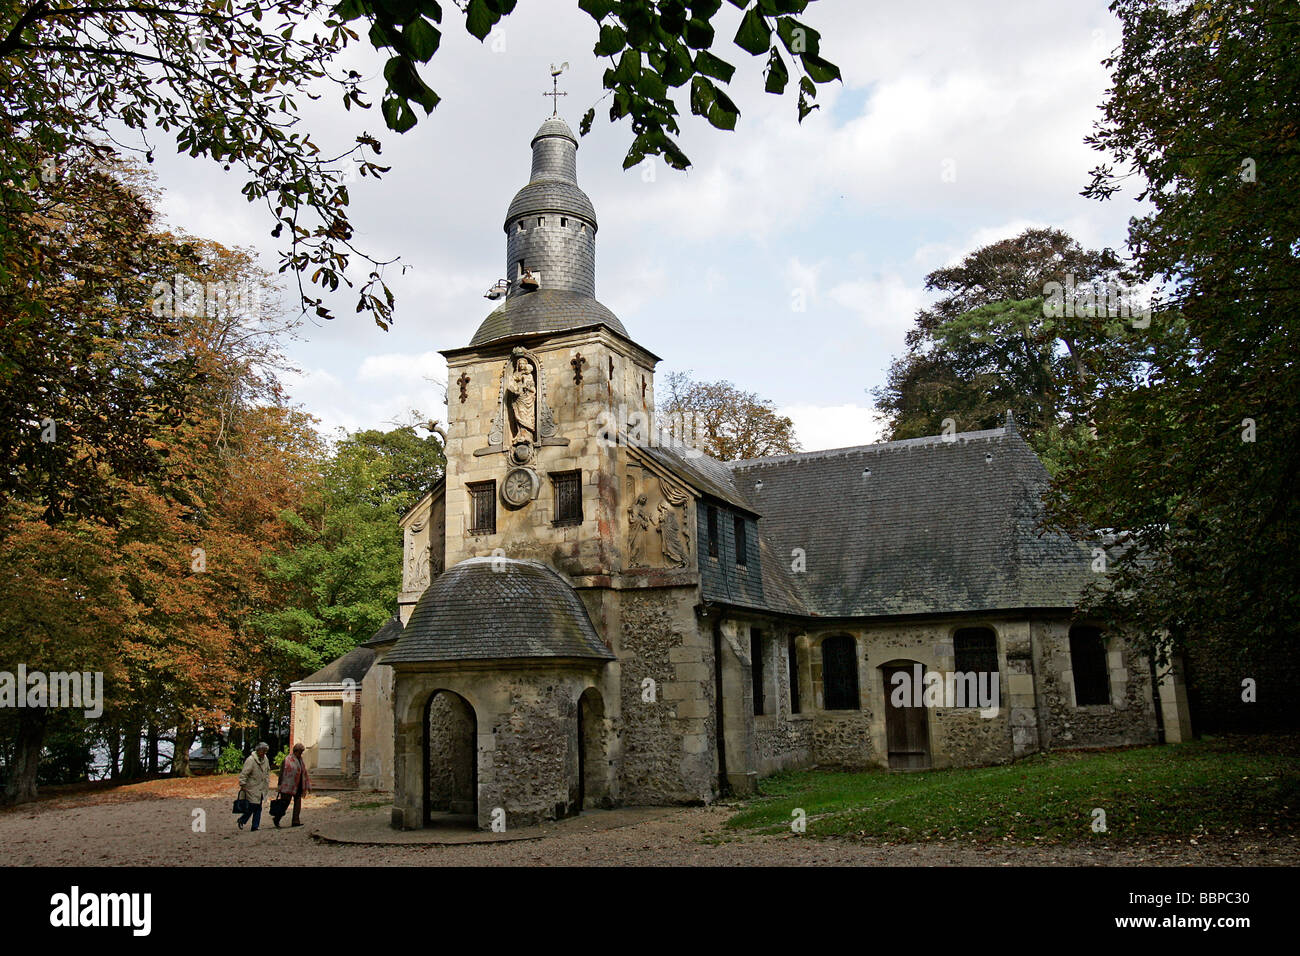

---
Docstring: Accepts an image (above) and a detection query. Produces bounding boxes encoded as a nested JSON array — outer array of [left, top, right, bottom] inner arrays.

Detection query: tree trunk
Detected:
[[173, 724, 196, 777], [2, 708, 49, 804], [120, 725, 142, 781], [107, 728, 120, 780], [146, 725, 159, 775]]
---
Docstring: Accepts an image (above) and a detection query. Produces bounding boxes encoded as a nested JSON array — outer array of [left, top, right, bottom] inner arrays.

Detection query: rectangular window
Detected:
[[468, 481, 496, 535], [734, 515, 747, 566], [953, 627, 1000, 707], [707, 506, 718, 558], [1070, 626, 1111, 706], [788, 635, 801, 714], [551, 470, 582, 526], [750, 629, 765, 716]]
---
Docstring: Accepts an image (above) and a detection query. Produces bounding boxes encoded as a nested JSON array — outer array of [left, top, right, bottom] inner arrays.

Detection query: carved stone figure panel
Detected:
[[625, 464, 692, 570], [404, 516, 431, 592]]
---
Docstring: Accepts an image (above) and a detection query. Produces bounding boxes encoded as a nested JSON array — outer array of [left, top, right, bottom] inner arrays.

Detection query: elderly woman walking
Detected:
[[274, 742, 312, 828], [236, 742, 271, 832]]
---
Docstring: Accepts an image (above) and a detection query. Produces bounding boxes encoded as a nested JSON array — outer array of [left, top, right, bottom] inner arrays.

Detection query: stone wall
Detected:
[[390, 663, 612, 831], [746, 624, 813, 774], [1033, 619, 1159, 750], [442, 327, 658, 578], [615, 586, 716, 805], [358, 646, 395, 790], [794, 617, 1041, 770]]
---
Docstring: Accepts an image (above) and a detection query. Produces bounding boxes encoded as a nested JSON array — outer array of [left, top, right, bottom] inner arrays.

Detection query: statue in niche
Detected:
[[476, 346, 567, 461], [657, 501, 689, 568], [627, 493, 654, 566], [505, 355, 537, 447]]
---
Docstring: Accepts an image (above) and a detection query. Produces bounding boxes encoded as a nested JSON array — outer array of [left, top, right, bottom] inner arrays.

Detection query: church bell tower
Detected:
[[438, 112, 663, 580]]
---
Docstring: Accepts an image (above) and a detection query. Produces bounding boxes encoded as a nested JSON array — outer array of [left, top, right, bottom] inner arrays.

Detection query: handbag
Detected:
[[232, 788, 252, 815], [269, 794, 291, 819]]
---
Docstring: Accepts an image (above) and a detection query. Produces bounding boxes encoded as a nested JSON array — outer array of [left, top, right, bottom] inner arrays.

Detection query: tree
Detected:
[[0, 504, 133, 802], [873, 228, 1151, 471], [0, 151, 201, 528], [255, 423, 444, 675], [1042, 0, 1300, 726], [0, 157, 317, 799], [658, 370, 799, 461], [2, 1, 840, 328]]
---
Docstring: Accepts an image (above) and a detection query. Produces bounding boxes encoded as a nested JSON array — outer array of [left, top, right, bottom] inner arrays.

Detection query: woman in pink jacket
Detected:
[[274, 743, 312, 828]]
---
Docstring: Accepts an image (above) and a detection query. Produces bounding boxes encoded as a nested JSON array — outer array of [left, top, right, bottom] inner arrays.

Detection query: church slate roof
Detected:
[[727, 423, 1094, 618], [294, 644, 377, 687], [383, 557, 615, 664], [531, 116, 578, 145], [469, 288, 627, 347], [636, 441, 759, 516], [361, 614, 404, 647], [507, 180, 597, 226]]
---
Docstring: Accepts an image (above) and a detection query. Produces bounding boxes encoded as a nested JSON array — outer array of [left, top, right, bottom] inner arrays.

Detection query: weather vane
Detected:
[[544, 62, 569, 116]]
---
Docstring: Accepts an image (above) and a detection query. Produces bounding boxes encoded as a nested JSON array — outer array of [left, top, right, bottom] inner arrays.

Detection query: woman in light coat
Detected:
[[236, 742, 271, 831]]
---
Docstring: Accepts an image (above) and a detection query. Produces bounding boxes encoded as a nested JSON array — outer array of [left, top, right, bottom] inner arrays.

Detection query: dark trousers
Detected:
[[290, 792, 303, 825], [238, 800, 262, 831]]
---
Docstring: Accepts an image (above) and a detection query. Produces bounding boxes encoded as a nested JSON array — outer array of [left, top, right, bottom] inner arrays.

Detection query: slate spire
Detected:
[[468, 115, 626, 348], [503, 116, 598, 298]]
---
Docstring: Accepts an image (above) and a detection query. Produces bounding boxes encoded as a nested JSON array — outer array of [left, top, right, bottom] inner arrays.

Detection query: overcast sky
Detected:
[[143, 0, 1138, 452]]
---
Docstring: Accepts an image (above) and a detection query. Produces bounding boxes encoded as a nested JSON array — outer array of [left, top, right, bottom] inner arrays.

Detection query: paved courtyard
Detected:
[[1, 776, 1294, 867]]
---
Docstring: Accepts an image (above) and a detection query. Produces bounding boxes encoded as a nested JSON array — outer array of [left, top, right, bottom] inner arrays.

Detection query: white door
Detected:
[[317, 701, 343, 770]]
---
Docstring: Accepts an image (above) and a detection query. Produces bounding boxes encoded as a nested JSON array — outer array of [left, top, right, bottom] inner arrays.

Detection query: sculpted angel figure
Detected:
[[657, 501, 689, 568], [506, 356, 537, 446]]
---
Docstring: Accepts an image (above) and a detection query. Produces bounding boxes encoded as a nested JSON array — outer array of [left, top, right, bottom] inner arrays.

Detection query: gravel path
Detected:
[[2, 776, 1294, 866]]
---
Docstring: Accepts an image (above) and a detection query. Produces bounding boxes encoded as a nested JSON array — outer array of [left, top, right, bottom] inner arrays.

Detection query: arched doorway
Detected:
[[423, 690, 476, 825], [575, 687, 607, 812], [880, 661, 931, 770]]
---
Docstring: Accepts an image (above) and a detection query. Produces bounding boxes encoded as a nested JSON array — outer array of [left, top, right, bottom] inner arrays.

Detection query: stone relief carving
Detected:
[[404, 516, 431, 591], [657, 500, 689, 568], [627, 492, 654, 565], [625, 467, 691, 570]]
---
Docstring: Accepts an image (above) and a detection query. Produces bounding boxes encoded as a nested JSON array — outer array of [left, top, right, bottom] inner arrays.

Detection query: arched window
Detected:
[[822, 635, 859, 710], [953, 627, 999, 707], [1069, 625, 1110, 706]]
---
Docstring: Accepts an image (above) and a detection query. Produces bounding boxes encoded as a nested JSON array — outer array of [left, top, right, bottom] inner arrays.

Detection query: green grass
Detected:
[[722, 736, 1299, 844], [348, 800, 391, 811]]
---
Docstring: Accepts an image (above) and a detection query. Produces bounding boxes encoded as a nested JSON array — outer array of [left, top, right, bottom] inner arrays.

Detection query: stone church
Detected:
[[288, 113, 1193, 830]]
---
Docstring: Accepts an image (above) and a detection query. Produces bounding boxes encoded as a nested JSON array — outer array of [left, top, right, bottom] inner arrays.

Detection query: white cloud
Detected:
[[357, 350, 445, 387], [827, 272, 928, 335], [782, 403, 887, 453]]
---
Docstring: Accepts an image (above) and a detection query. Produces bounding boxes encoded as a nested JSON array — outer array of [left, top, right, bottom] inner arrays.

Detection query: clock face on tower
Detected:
[[502, 466, 539, 508]]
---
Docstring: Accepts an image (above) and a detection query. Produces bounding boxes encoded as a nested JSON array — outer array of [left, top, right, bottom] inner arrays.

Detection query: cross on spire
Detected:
[[544, 62, 569, 116]]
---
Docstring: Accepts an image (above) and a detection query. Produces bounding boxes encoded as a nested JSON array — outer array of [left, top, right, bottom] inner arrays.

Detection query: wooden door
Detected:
[[882, 664, 931, 770], [317, 701, 343, 770]]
